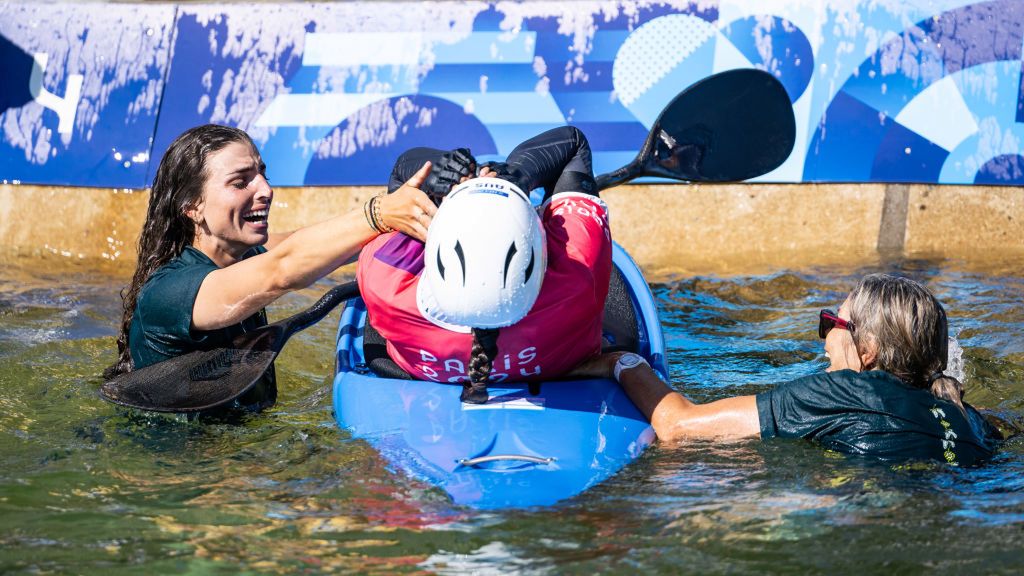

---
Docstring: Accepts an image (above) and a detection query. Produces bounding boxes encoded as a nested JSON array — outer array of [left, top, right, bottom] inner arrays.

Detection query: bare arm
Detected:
[[569, 353, 761, 442], [192, 163, 436, 330], [262, 231, 292, 251]]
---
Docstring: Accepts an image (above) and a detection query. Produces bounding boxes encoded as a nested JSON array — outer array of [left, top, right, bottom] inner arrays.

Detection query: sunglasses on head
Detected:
[[818, 309, 854, 339]]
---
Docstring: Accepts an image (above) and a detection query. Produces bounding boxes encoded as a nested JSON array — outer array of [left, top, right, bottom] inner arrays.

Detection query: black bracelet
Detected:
[[363, 197, 378, 233], [369, 196, 383, 233]]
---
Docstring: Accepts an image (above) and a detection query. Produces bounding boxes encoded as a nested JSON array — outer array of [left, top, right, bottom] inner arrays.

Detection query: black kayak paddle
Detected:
[[99, 281, 359, 412], [99, 68, 795, 413], [596, 68, 795, 189]]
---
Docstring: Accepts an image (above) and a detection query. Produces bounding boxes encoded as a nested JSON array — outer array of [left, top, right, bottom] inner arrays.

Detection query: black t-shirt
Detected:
[[128, 245, 275, 410], [756, 369, 1000, 466]]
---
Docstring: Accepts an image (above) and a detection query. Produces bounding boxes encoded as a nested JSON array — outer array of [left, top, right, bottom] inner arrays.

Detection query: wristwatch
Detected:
[[614, 353, 649, 382]]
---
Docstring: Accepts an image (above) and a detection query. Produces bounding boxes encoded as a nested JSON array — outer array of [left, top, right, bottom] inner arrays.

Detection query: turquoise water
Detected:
[[1, 256, 1022, 574]]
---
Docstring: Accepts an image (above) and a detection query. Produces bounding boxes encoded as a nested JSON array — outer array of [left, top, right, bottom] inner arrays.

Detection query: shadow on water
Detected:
[[0, 257, 1022, 573]]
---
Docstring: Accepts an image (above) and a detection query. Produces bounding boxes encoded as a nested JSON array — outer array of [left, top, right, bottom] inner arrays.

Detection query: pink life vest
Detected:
[[357, 192, 612, 383]]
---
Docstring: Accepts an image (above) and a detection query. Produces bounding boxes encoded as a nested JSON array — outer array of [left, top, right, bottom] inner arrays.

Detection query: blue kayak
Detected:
[[332, 242, 666, 509]]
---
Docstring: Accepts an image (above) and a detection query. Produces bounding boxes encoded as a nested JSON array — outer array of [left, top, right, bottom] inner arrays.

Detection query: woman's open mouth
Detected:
[[242, 208, 269, 224]]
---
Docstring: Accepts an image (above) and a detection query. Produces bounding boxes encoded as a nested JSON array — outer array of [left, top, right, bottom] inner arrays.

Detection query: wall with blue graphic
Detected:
[[2, 1, 1023, 187]]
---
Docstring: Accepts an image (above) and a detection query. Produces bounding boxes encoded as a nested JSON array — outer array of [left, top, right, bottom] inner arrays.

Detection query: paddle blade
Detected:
[[640, 68, 796, 183], [100, 327, 281, 413], [98, 281, 360, 414]]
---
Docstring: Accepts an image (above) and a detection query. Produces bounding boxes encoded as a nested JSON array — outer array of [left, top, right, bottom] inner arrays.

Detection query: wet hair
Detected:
[[105, 124, 258, 378], [465, 327, 500, 402], [845, 273, 965, 413]]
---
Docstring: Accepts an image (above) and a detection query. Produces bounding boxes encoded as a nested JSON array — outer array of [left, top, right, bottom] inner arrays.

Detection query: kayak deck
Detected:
[[332, 243, 665, 509]]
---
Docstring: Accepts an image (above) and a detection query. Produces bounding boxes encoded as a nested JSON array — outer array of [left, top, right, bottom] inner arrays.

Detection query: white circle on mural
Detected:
[[613, 14, 717, 108]]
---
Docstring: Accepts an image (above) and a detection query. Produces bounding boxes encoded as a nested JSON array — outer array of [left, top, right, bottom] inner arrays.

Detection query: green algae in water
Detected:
[[1, 261, 1023, 574]]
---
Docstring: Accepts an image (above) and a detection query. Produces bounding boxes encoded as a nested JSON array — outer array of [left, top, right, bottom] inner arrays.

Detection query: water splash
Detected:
[[945, 335, 966, 382]]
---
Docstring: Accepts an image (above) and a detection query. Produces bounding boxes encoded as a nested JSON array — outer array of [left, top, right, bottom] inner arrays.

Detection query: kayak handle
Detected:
[[456, 454, 556, 467]]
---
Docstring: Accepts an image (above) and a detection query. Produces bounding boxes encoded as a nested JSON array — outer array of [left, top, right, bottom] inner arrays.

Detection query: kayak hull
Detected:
[[332, 242, 665, 509]]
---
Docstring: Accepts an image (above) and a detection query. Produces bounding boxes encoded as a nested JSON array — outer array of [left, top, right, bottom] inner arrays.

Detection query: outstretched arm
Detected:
[[569, 353, 761, 441], [263, 150, 456, 251], [191, 165, 436, 331]]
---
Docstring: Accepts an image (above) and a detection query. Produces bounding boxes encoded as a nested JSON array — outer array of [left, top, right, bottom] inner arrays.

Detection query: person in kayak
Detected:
[[357, 126, 611, 403], [107, 124, 438, 410], [570, 273, 1004, 465]]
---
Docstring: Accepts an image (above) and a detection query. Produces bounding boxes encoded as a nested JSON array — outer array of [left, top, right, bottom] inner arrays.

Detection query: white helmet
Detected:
[[417, 177, 547, 330]]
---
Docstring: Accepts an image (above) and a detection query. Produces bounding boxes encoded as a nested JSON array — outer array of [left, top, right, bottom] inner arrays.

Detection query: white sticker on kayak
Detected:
[[462, 395, 545, 411]]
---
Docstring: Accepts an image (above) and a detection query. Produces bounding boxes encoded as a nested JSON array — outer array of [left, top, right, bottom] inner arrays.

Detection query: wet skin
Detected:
[[189, 142, 272, 267], [824, 300, 875, 373]]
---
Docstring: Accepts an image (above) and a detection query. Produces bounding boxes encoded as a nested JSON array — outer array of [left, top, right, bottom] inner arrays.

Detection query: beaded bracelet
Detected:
[[371, 194, 394, 233]]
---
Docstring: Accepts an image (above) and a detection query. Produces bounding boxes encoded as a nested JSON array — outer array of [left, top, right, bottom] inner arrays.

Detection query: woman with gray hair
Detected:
[[571, 273, 1003, 465]]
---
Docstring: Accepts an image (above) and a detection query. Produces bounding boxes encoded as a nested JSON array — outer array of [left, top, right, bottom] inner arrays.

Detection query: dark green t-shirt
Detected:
[[756, 369, 1000, 466], [129, 245, 275, 410]]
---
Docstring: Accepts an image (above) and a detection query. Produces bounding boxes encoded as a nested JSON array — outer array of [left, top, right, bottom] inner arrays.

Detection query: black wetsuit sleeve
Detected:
[[501, 126, 597, 199]]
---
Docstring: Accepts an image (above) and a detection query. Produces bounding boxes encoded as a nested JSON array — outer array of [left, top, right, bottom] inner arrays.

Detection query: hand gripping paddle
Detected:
[[99, 281, 359, 412], [99, 68, 795, 413]]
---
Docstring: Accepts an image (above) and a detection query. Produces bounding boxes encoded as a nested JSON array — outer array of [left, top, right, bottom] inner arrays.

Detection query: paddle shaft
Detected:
[[270, 281, 358, 347], [595, 160, 645, 191]]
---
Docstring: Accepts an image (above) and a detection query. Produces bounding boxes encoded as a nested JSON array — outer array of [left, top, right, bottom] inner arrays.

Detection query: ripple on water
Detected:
[[1, 260, 1023, 573]]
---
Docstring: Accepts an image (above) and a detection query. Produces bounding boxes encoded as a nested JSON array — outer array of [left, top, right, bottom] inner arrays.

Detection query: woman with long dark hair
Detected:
[[572, 273, 1004, 465], [109, 124, 437, 410]]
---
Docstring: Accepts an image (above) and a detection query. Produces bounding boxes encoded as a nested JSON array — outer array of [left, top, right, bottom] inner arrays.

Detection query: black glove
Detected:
[[387, 147, 475, 203], [421, 148, 476, 205], [479, 161, 530, 194]]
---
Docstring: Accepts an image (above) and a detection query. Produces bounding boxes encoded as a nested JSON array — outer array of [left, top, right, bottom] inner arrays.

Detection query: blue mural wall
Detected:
[[2, 1, 1023, 187]]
